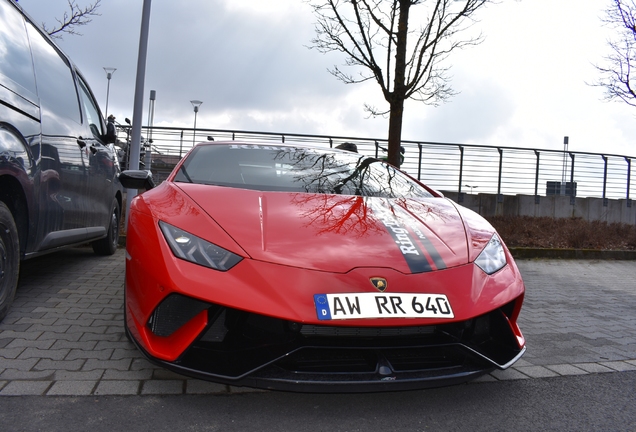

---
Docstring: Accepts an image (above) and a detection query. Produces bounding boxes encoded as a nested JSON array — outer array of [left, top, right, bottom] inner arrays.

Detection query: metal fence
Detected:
[[121, 125, 635, 202]]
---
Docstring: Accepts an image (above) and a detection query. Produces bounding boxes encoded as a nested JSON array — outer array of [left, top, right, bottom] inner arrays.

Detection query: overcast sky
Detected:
[[17, 0, 636, 157]]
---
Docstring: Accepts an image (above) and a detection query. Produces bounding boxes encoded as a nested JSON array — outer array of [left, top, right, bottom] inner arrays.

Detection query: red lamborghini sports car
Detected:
[[120, 142, 525, 392]]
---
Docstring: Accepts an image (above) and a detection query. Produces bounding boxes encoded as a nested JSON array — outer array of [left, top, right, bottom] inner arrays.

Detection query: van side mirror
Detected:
[[119, 170, 155, 191]]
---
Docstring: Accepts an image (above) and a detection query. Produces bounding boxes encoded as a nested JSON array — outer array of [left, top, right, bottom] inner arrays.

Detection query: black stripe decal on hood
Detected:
[[392, 204, 447, 271], [370, 200, 432, 274]]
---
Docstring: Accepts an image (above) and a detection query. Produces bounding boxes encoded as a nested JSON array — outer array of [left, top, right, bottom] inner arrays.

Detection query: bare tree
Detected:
[[594, 0, 636, 107], [41, 0, 102, 40], [308, 0, 492, 167]]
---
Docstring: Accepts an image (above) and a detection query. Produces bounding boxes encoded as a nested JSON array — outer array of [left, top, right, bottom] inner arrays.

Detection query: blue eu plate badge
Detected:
[[314, 294, 331, 320]]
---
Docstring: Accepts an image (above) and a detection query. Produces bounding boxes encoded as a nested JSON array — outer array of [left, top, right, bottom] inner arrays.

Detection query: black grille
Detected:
[[276, 348, 379, 373], [199, 310, 228, 342], [273, 346, 469, 375], [300, 325, 435, 338], [148, 294, 211, 337], [384, 346, 465, 372]]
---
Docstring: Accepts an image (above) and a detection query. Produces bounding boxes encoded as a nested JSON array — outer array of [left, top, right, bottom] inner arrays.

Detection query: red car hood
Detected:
[[177, 184, 471, 274]]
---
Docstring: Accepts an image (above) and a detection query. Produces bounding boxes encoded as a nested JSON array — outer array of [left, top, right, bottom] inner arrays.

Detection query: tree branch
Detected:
[[307, 0, 493, 166], [42, 0, 101, 40], [592, 0, 636, 107]]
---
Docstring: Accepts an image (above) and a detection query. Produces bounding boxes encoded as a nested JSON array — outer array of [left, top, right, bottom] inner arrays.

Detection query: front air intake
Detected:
[[147, 294, 211, 337]]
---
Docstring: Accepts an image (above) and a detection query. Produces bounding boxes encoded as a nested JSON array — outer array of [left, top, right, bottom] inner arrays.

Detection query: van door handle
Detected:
[[77, 138, 87, 148]]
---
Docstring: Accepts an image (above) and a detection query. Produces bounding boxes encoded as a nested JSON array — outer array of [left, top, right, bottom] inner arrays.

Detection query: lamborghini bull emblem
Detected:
[[370, 277, 388, 292]]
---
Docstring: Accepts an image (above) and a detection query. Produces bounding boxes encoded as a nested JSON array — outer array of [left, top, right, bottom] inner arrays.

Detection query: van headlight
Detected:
[[159, 221, 242, 271], [474, 234, 507, 275]]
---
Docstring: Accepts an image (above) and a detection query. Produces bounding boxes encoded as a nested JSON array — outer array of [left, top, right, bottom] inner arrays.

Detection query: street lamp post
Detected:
[[190, 100, 202, 146], [103, 67, 116, 116], [464, 184, 478, 194], [146, 90, 156, 170]]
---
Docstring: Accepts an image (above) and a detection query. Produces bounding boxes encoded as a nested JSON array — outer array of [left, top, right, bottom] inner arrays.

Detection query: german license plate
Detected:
[[313, 293, 454, 320]]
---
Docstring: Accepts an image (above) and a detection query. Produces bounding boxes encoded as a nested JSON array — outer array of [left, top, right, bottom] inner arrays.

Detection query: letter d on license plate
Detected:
[[313, 293, 454, 320]]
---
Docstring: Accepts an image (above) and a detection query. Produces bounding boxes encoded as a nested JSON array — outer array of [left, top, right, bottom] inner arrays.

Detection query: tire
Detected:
[[92, 199, 121, 256], [0, 202, 19, 323]]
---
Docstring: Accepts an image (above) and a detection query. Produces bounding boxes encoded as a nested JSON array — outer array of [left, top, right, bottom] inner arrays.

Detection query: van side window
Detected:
[[25, 20, 81, 132], [77, 75, 105, 139], [0, 1, 37, 95]]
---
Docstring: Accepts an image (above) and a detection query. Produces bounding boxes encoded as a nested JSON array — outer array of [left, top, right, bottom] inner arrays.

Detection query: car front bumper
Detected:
[[126, 293, 525, 393]]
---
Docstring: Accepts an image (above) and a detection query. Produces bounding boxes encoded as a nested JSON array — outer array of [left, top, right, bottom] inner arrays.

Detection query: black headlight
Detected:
[[159, 221, 242, 271]]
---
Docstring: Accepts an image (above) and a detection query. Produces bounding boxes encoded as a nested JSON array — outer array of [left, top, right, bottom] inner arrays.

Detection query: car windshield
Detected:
[[173, 144, 433, 198]]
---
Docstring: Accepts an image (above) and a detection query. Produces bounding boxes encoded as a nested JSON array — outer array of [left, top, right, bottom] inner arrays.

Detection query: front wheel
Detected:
[[92, 199, 121, 256], [0, 202, 19, 322]]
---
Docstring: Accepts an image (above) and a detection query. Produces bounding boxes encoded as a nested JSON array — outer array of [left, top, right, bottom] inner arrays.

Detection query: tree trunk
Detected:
[[386, 0, 411, 168], [387, 98, 405, 167]]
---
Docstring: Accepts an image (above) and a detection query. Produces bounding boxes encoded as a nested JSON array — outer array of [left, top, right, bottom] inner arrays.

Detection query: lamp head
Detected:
[[103, 67, 117, 80], [190, 100, 203, 113]]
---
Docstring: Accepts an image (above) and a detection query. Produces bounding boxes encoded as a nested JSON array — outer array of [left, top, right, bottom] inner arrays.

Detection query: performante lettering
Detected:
[[229, 144, 292, 151]]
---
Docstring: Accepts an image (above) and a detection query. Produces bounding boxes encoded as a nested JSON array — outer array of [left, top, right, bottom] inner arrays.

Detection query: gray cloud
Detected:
[[407, 75, 516, 144], [15, 0, 636, 156]]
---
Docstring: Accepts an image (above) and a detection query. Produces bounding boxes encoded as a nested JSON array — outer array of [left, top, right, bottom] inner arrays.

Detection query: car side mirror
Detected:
[[119, 170, 155, 191]]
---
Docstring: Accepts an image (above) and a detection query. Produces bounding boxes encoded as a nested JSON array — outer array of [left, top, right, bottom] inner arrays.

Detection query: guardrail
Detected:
[[118, 125, 635, 203]]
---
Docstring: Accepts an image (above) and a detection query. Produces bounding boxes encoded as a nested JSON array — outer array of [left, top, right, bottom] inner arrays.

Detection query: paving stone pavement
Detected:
[[0, 247, 635, 396]]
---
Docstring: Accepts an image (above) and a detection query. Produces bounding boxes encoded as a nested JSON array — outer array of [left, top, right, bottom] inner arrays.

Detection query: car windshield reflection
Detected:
[[174, 144, 433, 199]]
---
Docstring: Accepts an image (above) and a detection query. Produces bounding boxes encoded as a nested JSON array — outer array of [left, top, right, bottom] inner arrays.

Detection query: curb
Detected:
[[509, 247, 636, 260]]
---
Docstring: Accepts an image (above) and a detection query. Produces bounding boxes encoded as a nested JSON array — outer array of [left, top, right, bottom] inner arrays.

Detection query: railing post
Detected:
[[179, 130, 184, 158], [457, 146, 465, 203], [602, 155, 609, 206], [569, 152, 576, 205], [625, 157, 632, 207], [534, 150, 540, 204], [497, 148, 503, 202], [374, 141, 379, 159], [417, 143, 423, 181]]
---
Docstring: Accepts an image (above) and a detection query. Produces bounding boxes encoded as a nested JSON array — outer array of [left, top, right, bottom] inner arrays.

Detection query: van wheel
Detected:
[[0, 202, 19, 323], [92, 199, 120, 256]]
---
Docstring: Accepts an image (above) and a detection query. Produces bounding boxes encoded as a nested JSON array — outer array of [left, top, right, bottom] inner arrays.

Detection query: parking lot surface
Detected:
[[0, 248, 635, 396]]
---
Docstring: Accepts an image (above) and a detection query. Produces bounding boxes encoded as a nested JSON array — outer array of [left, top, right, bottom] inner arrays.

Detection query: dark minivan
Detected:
[[0, 0, 123, 321]]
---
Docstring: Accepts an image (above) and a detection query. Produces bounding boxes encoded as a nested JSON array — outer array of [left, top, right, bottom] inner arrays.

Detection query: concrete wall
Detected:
[[444, 192, 636, 225]]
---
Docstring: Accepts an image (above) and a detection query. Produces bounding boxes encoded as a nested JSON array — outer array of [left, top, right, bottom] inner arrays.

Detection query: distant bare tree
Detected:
[[308, 0, 492, 167], [41, 0, 101, 40], [594, 0, 636, 107]]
